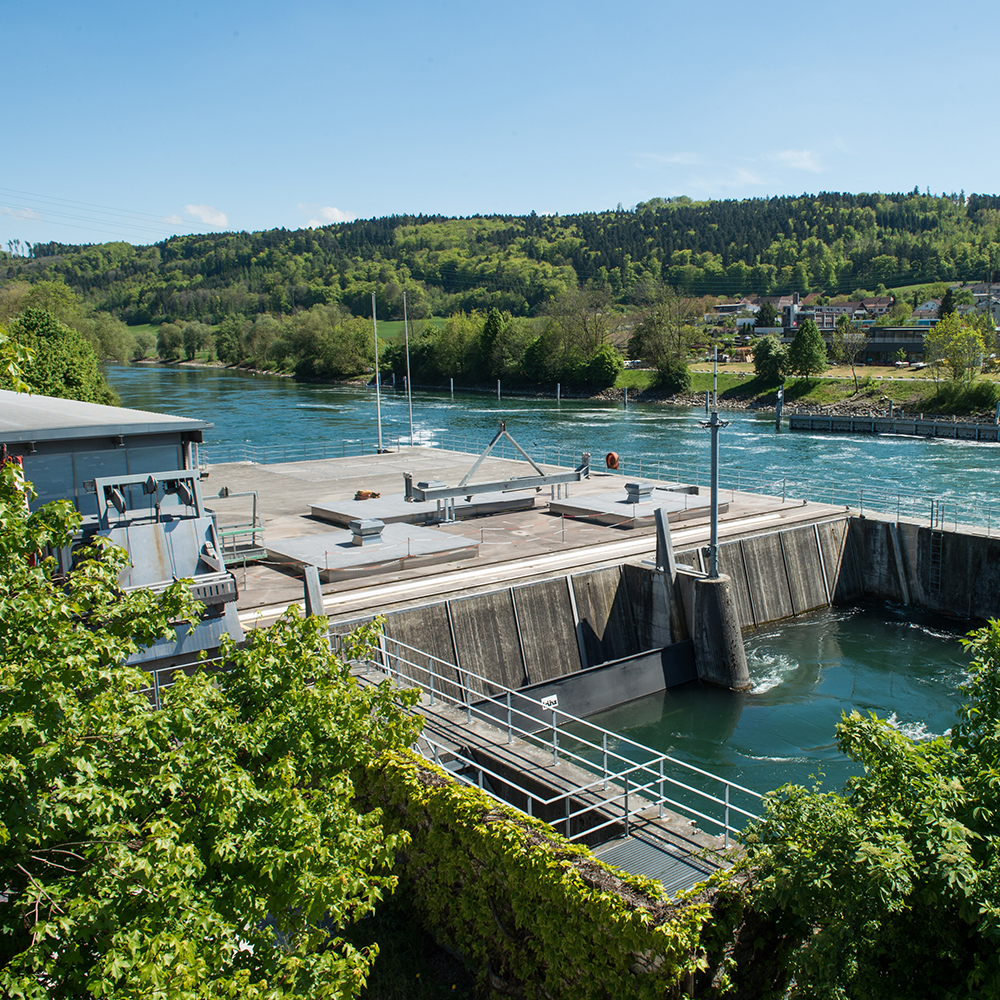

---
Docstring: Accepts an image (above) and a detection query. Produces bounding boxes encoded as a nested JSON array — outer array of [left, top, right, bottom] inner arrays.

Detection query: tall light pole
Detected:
[[371, 291, 384, 453], [699, 355, 729, 578], [403, 291, 414, 447]]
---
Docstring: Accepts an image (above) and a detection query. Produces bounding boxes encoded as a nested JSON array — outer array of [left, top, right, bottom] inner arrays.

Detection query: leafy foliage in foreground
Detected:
[[0, 463, 421, 998], [743, 621, 1000, 999], [357, 750, 744, 998]]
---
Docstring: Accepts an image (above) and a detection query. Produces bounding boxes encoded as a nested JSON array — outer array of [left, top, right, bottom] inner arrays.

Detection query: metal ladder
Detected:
[[928, 503, 944, 593]]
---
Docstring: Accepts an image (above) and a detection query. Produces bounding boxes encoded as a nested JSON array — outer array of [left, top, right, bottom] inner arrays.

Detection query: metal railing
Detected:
[[200, 437, 403, 466], [345, 632, 761, 847], [202, 430, 998, 534]]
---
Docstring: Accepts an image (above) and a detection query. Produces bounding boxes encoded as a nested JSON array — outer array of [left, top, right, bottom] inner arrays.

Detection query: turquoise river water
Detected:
[[104, 364, 990, 803]]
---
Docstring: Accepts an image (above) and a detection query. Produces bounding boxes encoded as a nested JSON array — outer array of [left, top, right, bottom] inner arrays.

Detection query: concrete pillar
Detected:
[[303, 564, 323, 616], [692, 574, 750, 691]]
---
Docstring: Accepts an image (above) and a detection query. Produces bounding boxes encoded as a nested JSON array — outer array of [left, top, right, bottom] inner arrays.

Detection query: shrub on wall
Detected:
[[356, 750, 746, 998]]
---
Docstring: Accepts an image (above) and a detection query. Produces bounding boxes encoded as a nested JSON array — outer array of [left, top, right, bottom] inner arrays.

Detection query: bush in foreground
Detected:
[[0, 462, 420, 999]]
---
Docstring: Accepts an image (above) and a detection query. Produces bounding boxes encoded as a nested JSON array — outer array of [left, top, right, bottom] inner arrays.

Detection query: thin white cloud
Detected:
[[635, 151, 703, 168], [163, 213, 184, 225], [769, 149, 822, 172], [691, 167, 768, 195], [303, 204, 356, 227], [184, 204, 228, 227], [1, 206, 42, 221]]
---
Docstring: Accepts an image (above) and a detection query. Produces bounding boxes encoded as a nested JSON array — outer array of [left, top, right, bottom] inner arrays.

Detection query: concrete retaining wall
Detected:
[[842, 518, 1000, 620], [678, 521, 849, 629], [513, 579, 583, 683], [352, 514, 1000, 711]]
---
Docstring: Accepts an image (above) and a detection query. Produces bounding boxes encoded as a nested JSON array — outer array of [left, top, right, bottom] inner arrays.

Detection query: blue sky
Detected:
[[2, 0, 995, 249]]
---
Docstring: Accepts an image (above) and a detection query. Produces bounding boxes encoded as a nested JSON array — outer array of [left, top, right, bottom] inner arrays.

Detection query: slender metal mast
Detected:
[[403, 291, 414, 447], [700, 347, 729, 579], [371, 291, 383, 453]]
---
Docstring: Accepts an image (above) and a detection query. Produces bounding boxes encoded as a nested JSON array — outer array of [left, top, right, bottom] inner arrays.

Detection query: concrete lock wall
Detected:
[[372, 522, 851, 704], [677, 521, 849, 630], [841, 517, 1000, 621], [367, 514, 998, 711]]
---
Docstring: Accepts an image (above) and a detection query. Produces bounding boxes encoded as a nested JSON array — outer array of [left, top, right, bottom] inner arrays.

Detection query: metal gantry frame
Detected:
[[404, 420, 590, 503]]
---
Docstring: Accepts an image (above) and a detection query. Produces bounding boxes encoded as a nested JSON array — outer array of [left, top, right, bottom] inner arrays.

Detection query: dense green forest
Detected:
[[4, 189, 1000, 390], [7, 190, 1000, 326]]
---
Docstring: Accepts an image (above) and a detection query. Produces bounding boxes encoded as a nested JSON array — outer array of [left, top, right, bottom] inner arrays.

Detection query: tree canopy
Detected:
[[744, 621, 1000, 998], [3, 307, 119, 404], [752, 334, 789, 384], [787, 318, 828, 379], [0, 463, 421, 998], [924, 312, 990, 384], [8, 190, 1000, 333]]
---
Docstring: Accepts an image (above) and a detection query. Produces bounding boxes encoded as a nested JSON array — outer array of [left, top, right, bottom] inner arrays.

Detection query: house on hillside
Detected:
[[809, 302, 864, 331], [976, 293, 1000, 325], [912, 300, 941, 325], [860, 296, 894, 316]]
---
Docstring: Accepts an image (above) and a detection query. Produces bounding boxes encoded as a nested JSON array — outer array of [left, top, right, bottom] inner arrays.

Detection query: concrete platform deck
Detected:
[[201, 447, 854, 628], [310, 489, 537, 527], [550, 485, 722, 527], [266, 522, 479, 579]]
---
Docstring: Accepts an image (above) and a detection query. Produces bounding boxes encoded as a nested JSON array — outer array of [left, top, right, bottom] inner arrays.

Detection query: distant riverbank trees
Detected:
[[384, 296, 626, 391], [16, 192, 1000, 329]]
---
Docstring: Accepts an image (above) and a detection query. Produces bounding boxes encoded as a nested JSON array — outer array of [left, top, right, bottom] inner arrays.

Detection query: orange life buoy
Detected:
[[605, 451, 619, 470]]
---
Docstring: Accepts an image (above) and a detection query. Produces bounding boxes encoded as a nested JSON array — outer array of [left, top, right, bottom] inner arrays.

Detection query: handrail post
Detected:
[[429, 659, 435, 706], [507, 690, 513, 744], [724, 784, 731, 849], [624, 773, 629, 837], [659, 759, 664, 819], [603, 732, 608, 791], [552, 709, 559, 765]]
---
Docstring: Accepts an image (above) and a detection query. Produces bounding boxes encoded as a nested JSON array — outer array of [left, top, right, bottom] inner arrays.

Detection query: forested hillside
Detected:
[[6, 190, 1000, 327]]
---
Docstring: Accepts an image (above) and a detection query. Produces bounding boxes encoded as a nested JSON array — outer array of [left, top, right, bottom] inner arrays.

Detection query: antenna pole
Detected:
[[403, 291, 414, 447], [372, 291, 383, 453]]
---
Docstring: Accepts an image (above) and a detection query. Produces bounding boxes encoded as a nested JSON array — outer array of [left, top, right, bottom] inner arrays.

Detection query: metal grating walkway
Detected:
[[593, 836, 717, 897]]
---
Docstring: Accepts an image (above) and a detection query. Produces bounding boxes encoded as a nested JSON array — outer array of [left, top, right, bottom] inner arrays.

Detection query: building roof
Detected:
[[0, 390, 213, 444]]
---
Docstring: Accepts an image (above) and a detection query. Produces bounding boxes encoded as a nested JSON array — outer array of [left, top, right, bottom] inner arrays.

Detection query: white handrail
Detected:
[[347, 631, 762, 844]]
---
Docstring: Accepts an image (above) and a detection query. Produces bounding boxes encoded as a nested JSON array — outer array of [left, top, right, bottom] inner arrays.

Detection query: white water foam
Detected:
[[748, 651, 798, 694], [884, 712, 944, 742]]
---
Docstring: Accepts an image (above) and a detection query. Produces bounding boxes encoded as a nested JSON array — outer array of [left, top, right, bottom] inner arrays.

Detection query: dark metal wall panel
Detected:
[[449, 591, 526, 696], [513, 579, 582, 683]]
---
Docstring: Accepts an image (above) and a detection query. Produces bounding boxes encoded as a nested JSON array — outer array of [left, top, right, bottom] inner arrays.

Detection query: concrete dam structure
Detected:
[[339, 513, 993, 719]]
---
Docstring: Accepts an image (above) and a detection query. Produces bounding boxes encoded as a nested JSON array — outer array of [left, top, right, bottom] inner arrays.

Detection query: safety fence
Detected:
[[344, 632, 762, 847]]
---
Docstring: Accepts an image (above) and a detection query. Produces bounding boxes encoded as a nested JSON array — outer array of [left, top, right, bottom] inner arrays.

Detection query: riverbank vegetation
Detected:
[[5, 190, 1000, 413]]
